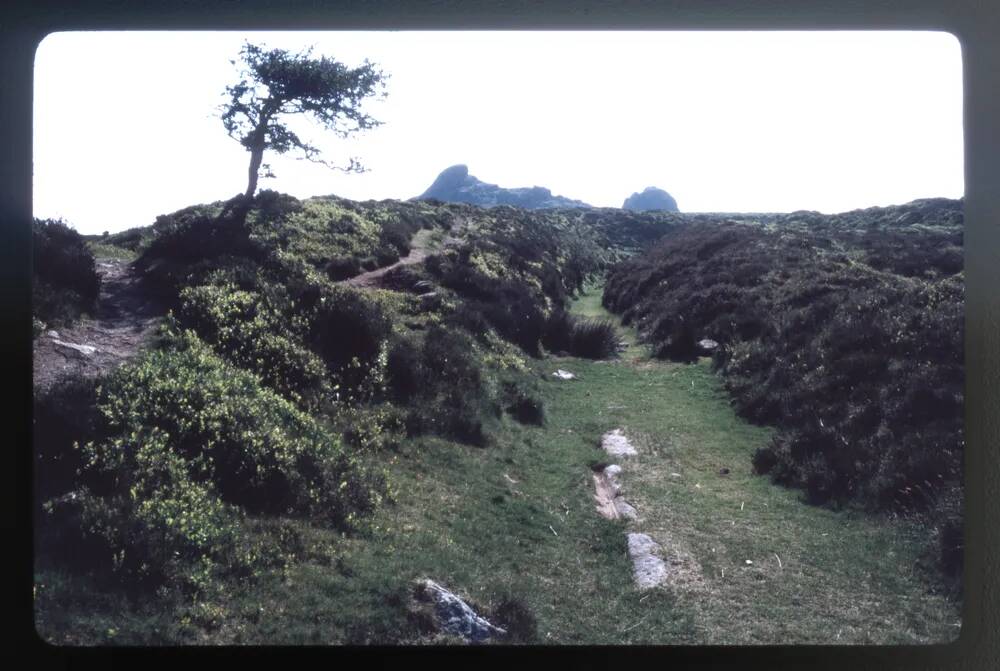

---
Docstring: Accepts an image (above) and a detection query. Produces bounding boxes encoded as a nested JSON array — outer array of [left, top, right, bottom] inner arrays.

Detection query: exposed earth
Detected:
[[32, 258, 164, 394]]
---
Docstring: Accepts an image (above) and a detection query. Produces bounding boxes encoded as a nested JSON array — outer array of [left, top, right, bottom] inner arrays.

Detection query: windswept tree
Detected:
[[221, 42, 388, 202]]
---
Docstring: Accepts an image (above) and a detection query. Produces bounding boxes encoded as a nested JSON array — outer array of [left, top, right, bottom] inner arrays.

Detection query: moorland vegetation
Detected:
[[603, 198, 964, 589]]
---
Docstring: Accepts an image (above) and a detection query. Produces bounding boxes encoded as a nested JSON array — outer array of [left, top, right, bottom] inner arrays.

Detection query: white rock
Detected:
[[627, 533, 668, 589], [52, 339, 97, 356], [553, 369, 576, 380], [601, 428, 637, 456], [416, 579, 507, 643], [698, 338, 719, 350]]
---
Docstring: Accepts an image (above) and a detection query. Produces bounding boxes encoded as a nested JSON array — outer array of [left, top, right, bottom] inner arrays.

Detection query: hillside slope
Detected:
[[33, 192, 962, 644]]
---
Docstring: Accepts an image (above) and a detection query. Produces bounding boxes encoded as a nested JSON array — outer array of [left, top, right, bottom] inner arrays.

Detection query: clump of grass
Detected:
[[542, 309, 619, 359], [569, 317, 620, 359]]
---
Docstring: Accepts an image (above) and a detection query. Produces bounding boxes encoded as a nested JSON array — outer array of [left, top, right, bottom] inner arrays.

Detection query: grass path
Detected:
[[552, 285, 960, 643], [36, 283, 960, 645]]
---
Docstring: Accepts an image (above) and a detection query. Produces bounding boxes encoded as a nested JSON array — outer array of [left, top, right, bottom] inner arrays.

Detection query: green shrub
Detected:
[[66, 429, 250, 592], [569, 318, 619, 359], [32, 218, 100, 326], [501, 379, 545, 426], [93, 328, 383, 526], [399, 325, 496, 445], [387, 336, 423, 402], [178, 283, 330, 408], [307, 285, 393, 389], [104, 226, 154, 252], [326, 255, 362, 281], [33, 374, 104, 504]]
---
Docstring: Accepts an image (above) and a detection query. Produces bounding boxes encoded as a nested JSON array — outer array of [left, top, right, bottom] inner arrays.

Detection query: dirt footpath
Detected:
[[33, 258, 165, 394], [344, 229, 436, 289]]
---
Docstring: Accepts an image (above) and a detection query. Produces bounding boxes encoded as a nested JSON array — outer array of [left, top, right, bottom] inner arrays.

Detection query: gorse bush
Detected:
[[306, 285, 393, 388], [178, 282, 330, 408], [93, 327, 383, 523], [33, 374, 103, 504], [39, 327, 385, 593], [56, 428, 250, 592], [32, 218, 100, 327], [603, 199, 964, 578], [384, 326, 501, 445], [326, 255, 362, 281]]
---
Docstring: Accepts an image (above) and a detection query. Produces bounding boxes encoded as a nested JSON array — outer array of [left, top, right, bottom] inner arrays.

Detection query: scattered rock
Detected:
[[601, 428, 637, 456], [52, 339, 97, 356], [718, 468, 730, 476], [46, 330, 60, 339], [593, 464, 637, 520], [553, 369, 576, 380], [413, 579, 507, 643], [626, 533, 668, 589], [697, 338, 719, 354]]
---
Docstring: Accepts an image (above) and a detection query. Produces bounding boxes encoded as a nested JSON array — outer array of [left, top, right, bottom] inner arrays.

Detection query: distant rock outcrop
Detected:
[[416, 164, 592, 210], [622, 187, 679, 212]]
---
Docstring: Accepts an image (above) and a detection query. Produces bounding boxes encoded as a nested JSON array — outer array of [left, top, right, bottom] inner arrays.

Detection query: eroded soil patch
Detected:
[[33, 258, 164, 393]]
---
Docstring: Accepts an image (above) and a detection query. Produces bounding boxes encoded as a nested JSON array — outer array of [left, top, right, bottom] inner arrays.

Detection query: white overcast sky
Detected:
[[34, 31, 963, 235]]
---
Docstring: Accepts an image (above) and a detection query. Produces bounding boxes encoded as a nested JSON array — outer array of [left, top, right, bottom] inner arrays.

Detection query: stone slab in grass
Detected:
[[414, 579, 507, 643], [601, 428, 637, 456], [627, 532, 667, 590]]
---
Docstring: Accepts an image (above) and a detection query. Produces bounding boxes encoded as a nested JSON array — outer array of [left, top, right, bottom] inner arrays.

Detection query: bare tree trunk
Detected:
[[243, 112, 272, 201], [244, 142, 264, 200]]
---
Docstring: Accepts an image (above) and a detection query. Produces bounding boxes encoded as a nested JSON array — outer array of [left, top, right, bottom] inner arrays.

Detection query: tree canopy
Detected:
[[221, 42, 388, 201]]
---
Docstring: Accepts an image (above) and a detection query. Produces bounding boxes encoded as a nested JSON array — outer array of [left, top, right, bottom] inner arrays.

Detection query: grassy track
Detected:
[[35, 284, 960, 645]]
